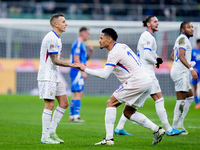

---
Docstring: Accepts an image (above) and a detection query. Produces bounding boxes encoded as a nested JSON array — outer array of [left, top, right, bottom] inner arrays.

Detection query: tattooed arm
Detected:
[[50, 53, 77, 68]]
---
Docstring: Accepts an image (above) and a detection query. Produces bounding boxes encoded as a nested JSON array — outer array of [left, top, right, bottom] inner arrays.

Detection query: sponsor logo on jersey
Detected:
[[50, 91, 53, 96], [50, 44, 54, 49]]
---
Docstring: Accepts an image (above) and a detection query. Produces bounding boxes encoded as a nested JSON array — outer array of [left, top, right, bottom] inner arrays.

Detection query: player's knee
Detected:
[[60, 100, 69, 109], [45, 100, 55, 110], [123, 106, 136, 119]]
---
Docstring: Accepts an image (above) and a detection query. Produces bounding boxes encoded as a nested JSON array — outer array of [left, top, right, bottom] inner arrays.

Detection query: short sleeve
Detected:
[[143, 35, 154, 51], [47, 38, 58, 54], [106, 50, 120, 67], [178, 36, 187, 51]]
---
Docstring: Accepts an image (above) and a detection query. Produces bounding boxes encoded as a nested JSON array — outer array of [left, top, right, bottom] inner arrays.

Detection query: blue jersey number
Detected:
[[127, 51, 142, 66], [174, 47, 179, 62]]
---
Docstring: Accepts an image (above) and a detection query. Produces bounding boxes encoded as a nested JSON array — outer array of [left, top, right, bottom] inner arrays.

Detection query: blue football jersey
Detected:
[[191, 48, 200, 72]]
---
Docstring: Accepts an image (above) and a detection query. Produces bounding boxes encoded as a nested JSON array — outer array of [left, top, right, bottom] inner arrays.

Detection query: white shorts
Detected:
[[113, 80, 151, 109], [38, 81, 66, 100], [150, 77, 161, 94], [170, 69, 191, 92]]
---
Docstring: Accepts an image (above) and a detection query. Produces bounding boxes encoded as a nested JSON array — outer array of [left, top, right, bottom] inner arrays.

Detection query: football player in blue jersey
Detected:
[[191, 39, 200, 109], [69, 27, 93, 122]]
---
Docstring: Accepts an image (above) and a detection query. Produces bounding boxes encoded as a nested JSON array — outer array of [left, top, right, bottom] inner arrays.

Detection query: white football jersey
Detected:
[[171, 33, 192, 72], [137, 30, 158, 76], [106, 43, 152, 84], [37, 30, 62, 82]]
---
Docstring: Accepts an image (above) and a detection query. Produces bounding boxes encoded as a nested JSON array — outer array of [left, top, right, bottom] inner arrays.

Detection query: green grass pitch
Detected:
[[0, 95, 199, 150]]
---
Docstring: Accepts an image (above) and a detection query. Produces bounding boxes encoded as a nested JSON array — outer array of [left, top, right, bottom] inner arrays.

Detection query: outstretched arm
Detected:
[[78, 64, 114, 79], [50, 53, 77, 68]]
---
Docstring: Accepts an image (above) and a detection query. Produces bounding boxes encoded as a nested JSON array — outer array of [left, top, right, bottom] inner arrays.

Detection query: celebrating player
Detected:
[[170, 21, 198, 134], [37, 13, 79, 144], [115, 15, 184, 136], [69, 27, 93, 122], [77, 28, 165, 145]]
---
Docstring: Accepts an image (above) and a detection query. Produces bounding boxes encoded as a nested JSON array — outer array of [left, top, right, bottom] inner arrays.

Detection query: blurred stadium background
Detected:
[[0, 0, 200, 96]]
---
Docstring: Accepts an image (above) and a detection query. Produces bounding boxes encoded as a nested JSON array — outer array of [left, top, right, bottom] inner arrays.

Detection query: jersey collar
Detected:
[[181, 33, 189, 39], [51, 30, 60, 38], [112, 42, 117, 49], [146, 30, 155, 37]]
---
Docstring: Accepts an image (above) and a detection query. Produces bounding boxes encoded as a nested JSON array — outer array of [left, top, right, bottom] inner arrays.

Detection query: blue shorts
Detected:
[[70, 69, 84, 92], [191, 70, 200, 85]]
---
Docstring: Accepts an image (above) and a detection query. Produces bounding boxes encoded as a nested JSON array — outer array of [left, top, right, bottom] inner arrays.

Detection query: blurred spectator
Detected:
[[42, 1, 56, 14]]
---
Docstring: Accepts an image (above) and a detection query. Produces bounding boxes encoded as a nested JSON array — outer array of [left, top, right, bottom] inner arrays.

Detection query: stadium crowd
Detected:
[[1, 0, 200, 21]]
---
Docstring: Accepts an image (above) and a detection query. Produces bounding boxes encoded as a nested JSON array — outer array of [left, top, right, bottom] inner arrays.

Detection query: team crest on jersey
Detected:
[[50, 91, 53, 96], [157, 86, 159, 89], [147, 41, 150, 45], [50, 44, 54, 49], [179, 37, 185, 45]]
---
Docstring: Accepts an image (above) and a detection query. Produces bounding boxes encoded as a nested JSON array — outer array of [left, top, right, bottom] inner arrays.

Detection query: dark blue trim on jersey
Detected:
[[144, 48, 152, 51], [51, 30, 60, 38], [146, 30, 154, 37], [106, 63, 116, 67], [112, 43, 117, 49], [48, 52, 58, 54], [179, 47, 186, 51], [117, 62, 130, 73]]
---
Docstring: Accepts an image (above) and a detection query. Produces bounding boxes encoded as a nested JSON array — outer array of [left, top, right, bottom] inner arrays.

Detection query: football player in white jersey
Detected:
[[170, 21, 198, 135], [37, 13, 79, 144], [115, 15, 184, 136], [77, 28, 165, 145]]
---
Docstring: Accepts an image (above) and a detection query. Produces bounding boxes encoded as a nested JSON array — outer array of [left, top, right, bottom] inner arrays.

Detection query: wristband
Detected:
[[189, 67, 194, 71]]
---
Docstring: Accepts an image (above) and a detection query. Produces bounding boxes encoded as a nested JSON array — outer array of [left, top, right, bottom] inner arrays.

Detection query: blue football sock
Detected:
[[73, 99, 81, 116], [69, 100, 74, 117], [194, 96, 199, 104]]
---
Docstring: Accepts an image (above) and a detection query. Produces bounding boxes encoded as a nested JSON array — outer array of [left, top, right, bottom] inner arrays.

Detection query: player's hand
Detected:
[[156, 57, 163, 68], [75, 63, 86, 71], [191, 69, 198, 80], [156, 57, 163, 64], [156, 63, 160, 68]]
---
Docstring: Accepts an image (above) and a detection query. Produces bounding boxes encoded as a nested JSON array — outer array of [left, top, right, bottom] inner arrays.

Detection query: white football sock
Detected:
[[105, 107, 116, 140], [172, 100, 185, 128], [130, 112, 159, 133], [116, 113, 127, 130], [49, 106, 66, 134], [42, 109, 52, 139], [177, 96, 193, 128], [155, 97, 172, 132]]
